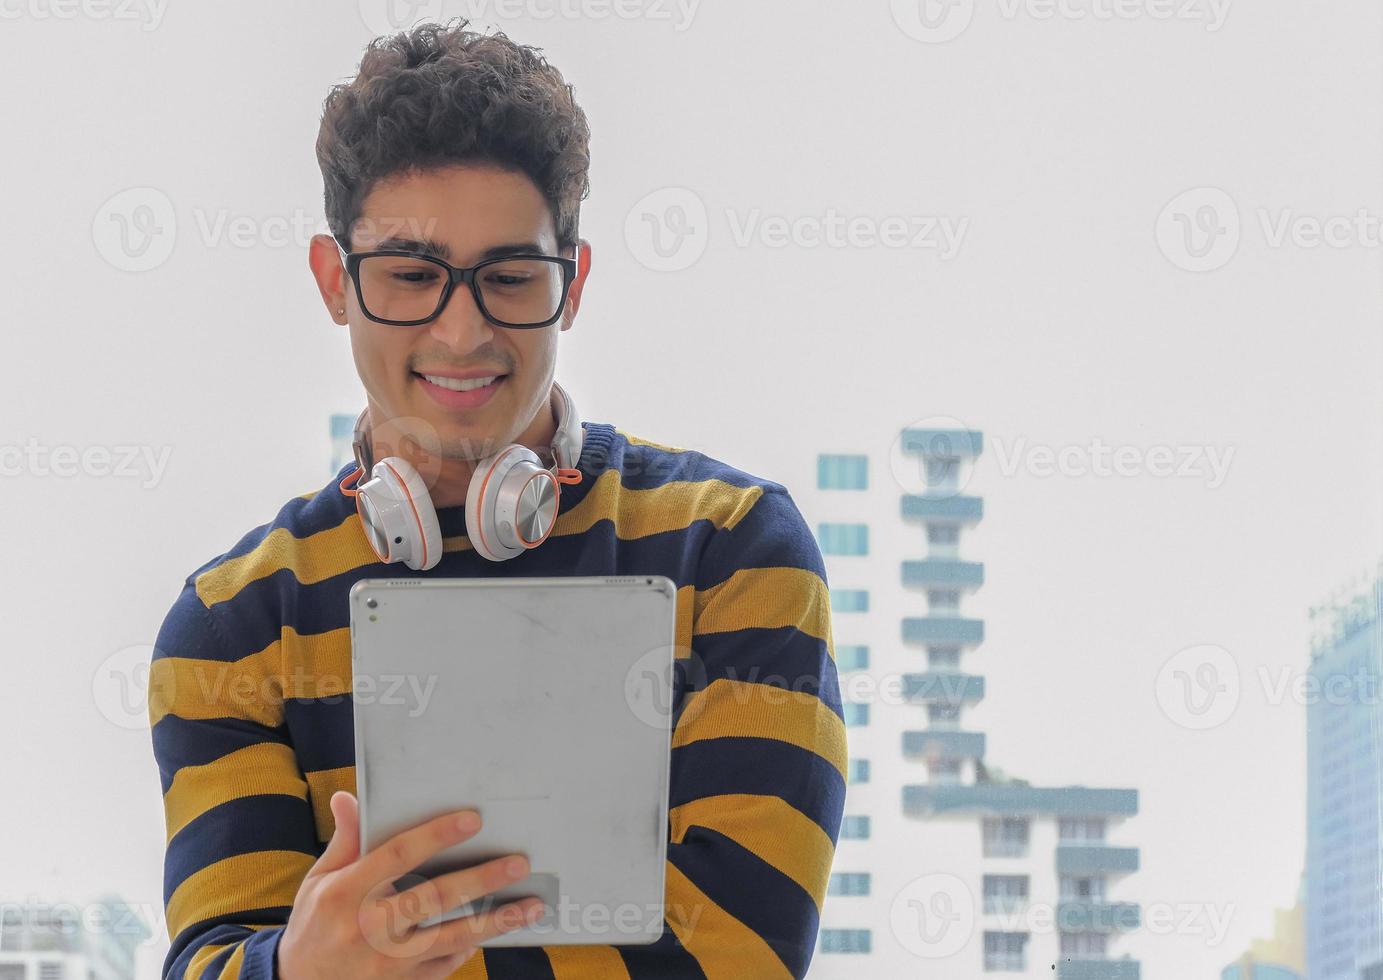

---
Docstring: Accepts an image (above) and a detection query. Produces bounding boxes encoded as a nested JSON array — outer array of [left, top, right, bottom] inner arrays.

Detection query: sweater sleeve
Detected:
[[627, 484, 848, 979], [148, 581, 321, 980]]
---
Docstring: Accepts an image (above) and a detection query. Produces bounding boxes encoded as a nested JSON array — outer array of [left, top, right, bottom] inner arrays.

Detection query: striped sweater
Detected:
[[149, 421, 847, 980]]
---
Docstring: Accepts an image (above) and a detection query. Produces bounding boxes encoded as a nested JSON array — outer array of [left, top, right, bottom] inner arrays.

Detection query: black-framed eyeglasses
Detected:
[[335, 238, 578, 329]]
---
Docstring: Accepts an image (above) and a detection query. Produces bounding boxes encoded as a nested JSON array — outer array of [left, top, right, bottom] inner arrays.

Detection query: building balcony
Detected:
[[1056, 901, 1142, 932], [902, 559, 985, 591], [1056, 846, 1141, 875], [902, 616, 984, 648], [1057, 960, 1141, 980], [902, 672, 985, 705], [900, 493, 984, 525], [900, 429, 983, 459], [903, 784, 1140, 819], [902, 730, 986, 762]]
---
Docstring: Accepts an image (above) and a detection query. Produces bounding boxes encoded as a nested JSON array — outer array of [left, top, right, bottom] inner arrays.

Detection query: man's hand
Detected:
[[277, 791, 543, 979]]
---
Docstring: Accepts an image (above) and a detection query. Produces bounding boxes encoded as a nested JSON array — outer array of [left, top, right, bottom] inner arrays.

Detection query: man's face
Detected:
[[329, 164, 586, 471]]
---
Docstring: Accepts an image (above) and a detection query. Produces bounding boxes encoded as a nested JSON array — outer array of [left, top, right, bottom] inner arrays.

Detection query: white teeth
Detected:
[[420, 374, 500, 392]]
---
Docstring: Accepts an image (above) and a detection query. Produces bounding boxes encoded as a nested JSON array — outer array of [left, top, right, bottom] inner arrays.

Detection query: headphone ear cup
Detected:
[[359, 456, 443, 571], [466, 444, 557, 562], [466, 447, 510, 562]]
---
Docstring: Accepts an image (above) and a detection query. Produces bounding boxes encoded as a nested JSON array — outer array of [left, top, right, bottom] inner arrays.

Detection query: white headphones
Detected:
[[338, 381, 585, 570]]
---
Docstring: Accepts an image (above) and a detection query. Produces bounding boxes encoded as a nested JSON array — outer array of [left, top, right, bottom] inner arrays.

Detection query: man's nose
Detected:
[[427, 283, 496, 352]]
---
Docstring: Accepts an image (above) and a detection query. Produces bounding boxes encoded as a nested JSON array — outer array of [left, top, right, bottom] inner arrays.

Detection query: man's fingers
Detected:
[[384, 854, 531, 927], [312, 791, 361, 875], [351, 809, 482, 896]]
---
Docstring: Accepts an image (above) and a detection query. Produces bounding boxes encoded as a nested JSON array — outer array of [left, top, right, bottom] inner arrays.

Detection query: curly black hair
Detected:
[[315, 18, 591, 251]]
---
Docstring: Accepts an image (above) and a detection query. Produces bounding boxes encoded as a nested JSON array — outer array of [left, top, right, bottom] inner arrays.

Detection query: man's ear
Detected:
[[559, 238, 592, 332], [308, 232, 349, 324]]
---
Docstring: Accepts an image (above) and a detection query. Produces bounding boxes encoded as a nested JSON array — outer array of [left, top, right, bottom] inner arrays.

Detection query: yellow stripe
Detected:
[[195, 517, 377, 607], [449, 952, 489, 978], [149, 648, 285, 728], [284, 626, 352, 698], [164, 742, 309, 843], [613, 429, 691, 453], [674, 585, 694, 656], [669, 794, 834, 912], [304, 766, 357, 844], [664, 861, 792, 979], [167, 851, 314, 944], [197, 473, 763, 609], [544, 945, 631, 979], [672, 679, 848, 780], [693, 566, 833, 653]]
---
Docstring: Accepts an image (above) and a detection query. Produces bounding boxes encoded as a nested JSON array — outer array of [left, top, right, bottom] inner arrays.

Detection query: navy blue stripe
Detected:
[[163, 908, 291, 976], [283, 696, 356, 774], [682, 627, 843, 721], [194, 942, 237, 979], [670, 737, 845, 843], [695, 487, 825, 590], [164, 794, 321, 899], [668, 826, 820, 979], [154, 585, 232, 662], [151, 715, 293, 795], [477, 946, 556, 979], [619, 922, 710, 979]]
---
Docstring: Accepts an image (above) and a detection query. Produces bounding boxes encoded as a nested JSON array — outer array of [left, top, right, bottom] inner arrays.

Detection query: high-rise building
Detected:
[[805, 429, 1140, 979], [0, 896, 150, 980], [1306, 564, 1383, 980]]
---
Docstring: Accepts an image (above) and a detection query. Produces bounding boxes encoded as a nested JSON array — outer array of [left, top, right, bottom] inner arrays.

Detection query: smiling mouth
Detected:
[[412, 371, 508, 392]]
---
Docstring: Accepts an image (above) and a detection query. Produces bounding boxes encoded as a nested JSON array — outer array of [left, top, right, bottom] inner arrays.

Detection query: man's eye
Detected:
[[484, 272, 531, 287]]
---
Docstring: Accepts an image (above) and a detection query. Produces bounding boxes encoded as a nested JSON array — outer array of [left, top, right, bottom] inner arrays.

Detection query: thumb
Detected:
[[313, 790, 361, 874]]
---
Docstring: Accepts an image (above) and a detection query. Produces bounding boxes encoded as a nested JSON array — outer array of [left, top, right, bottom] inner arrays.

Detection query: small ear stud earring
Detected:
[[337, 308, 345, 315]]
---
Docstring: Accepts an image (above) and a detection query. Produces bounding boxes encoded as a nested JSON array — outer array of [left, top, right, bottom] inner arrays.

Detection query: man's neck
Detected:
[[364, 388, 558, 511]]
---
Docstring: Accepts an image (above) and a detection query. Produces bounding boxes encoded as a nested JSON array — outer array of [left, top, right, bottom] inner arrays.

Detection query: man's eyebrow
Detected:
[[367, 237, 552, 262]]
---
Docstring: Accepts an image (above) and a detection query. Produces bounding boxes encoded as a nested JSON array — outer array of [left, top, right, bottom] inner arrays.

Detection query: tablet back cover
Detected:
[[349, 575, 678, 946]]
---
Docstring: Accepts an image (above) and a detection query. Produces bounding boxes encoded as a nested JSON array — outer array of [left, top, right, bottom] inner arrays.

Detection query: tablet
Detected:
[[348, 575, 679, 947]]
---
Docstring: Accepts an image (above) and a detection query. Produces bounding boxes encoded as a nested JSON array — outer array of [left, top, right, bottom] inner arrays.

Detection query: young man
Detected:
[[149, 20, 845, 980]]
